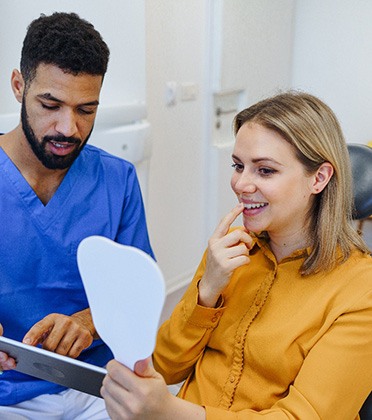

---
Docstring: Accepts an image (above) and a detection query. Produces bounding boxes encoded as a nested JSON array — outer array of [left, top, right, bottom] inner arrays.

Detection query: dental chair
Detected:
[[348, 143, 372, 221], [360, 393, 372, 420], [348, 144, 372, 420]]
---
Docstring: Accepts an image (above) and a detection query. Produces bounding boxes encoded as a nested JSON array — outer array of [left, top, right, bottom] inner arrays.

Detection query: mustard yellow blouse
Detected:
[[153, 237, 372, 419]]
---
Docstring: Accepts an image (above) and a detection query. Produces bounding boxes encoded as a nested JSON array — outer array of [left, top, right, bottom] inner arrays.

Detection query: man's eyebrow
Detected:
[[36, 93, 99, 107], [37, 93, 63, 103]]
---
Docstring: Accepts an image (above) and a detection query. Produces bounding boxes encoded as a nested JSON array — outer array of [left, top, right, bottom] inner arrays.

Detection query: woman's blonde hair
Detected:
[[233, 91, 369, 275]]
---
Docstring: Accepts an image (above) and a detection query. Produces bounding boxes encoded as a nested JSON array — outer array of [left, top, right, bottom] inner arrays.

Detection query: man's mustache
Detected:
[[43, 135, 81, 145]]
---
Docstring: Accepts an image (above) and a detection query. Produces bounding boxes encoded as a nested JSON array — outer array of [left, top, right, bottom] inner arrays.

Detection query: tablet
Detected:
[[0, 336, 107, 398]]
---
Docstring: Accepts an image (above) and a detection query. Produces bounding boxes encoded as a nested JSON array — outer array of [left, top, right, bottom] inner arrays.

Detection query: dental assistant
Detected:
[[0, 12, 153, 419]]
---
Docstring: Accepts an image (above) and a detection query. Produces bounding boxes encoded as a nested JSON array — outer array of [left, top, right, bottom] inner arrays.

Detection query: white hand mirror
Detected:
[[77, 236, 165, 370]]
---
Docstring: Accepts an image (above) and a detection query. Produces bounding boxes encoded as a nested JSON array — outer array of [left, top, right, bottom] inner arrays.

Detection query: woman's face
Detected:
[[231, 122, 317, 239]]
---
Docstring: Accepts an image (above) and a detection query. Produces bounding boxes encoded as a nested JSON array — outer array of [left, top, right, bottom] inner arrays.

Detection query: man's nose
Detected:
[[55, 110, 78, 137]]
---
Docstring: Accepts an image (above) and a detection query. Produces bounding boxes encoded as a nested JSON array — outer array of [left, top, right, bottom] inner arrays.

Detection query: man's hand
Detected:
[[22, 308, 97, 358], [0, 324, 16, 371]]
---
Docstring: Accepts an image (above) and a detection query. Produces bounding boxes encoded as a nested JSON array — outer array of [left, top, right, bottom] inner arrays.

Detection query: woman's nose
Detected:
[[231, 173, 257, 194]]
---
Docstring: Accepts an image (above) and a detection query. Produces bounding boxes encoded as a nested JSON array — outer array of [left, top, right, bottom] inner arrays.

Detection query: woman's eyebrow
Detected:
[[251, 157, 282, 165], [232, 154, 283, 166]]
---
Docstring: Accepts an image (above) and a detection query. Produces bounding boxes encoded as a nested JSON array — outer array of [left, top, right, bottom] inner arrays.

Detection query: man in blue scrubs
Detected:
[[0, 12, 154, 418]]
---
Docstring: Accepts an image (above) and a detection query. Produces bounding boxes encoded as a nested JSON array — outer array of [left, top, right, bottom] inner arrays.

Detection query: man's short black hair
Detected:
[[20, 12, 110, 86]]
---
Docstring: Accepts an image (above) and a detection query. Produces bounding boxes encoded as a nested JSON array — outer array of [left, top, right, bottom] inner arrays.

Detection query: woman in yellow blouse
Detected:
[[102, 92, 372, 419]]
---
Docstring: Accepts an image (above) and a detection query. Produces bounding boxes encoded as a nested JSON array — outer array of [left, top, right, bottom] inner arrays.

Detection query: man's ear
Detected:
[[311, 162, 334, 194], [11, 69, 25, 104]]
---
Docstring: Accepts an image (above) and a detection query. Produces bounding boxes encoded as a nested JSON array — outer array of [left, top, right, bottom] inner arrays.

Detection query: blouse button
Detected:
[[229, 375, 235, 383]]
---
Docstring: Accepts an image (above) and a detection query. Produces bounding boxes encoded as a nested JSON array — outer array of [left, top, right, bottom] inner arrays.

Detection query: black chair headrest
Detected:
[[347, 144, 372, 220]]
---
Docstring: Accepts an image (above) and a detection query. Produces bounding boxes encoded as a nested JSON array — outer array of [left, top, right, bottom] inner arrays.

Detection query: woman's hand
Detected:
[[102, 358, 205, 419], [198, 203, 253, 307]]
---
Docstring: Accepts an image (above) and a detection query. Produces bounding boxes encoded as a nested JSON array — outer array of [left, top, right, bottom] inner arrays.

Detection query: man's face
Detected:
[[21, 100, 91, 170], [20, 63, 103, 170]]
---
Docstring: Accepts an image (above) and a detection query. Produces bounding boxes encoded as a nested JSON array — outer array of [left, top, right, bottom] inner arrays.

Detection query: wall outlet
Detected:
[[180, 83, 198, 101]]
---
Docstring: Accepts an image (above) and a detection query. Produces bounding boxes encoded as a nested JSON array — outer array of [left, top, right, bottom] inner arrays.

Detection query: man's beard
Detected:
[[21, 99, 92, 170]]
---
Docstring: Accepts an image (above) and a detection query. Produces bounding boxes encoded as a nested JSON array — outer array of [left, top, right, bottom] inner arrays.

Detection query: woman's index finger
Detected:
[[212, 203, 244, 239]]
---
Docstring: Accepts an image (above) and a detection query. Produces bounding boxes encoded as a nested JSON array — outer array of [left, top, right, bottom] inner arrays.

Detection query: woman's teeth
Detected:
[[244, 203, 266, 209]]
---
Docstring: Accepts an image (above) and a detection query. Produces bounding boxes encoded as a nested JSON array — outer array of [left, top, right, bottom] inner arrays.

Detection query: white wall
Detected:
[[292, 0, 372, 144], [214, 0, 295, 101], [145, 1, 209, 291]]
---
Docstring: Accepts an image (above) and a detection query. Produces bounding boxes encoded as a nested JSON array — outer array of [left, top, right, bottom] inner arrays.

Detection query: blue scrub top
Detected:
[[0, 144, 154, 404]]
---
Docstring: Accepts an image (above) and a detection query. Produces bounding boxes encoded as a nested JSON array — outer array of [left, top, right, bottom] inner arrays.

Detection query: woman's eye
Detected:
[[259, 167, 276, 176], [231, 163, 244, 172]]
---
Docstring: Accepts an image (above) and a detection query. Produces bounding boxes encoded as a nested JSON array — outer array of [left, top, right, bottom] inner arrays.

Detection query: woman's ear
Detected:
[[11, 69, 25, 104], [312, 162, 334, 194]]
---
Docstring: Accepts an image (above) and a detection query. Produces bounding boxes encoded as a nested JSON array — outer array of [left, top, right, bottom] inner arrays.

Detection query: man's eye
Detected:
[[78, 108, 95, 115], [41, 103, 58, 110], [231, 163, 244, 172]]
